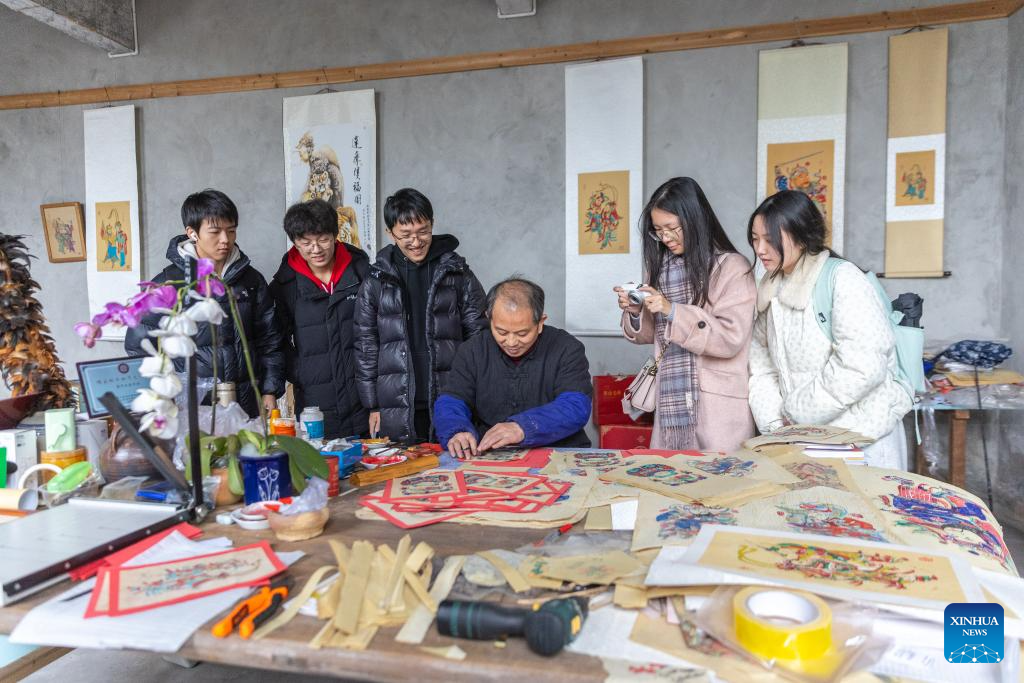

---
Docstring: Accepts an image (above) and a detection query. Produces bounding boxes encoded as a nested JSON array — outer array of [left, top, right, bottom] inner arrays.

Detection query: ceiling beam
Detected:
[[0, 0, 135, 54], [0, 0, 1016, 111]]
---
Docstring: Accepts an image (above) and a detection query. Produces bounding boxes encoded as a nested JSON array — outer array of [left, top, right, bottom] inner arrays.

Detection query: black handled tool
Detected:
[[436, 597, 587, 656]]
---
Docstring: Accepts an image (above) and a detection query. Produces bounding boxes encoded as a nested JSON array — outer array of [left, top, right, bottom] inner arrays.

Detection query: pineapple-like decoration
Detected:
[[0, 233, 75, 410]]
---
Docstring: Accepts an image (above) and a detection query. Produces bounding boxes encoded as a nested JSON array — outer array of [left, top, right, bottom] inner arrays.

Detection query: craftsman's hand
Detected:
[[448, 432, 479, 459], [478, 421, 526, 452], [639, 286, 672, 316], [612, 286, 643, 315], [262, 394, 278, 416], [368, 411, 381, 438]]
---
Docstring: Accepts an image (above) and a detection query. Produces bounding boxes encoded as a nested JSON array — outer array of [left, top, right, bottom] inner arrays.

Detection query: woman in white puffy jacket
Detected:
[[746, 191, 913, 469]]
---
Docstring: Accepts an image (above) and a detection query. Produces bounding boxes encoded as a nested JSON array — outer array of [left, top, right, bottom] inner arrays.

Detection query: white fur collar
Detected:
[[755, 250, 831, 313], [178, 239, 241, 276]]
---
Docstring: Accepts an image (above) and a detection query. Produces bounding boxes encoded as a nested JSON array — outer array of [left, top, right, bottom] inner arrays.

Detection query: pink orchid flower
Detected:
[[74, 322, 102, 348], [195, 258, 226, 297]]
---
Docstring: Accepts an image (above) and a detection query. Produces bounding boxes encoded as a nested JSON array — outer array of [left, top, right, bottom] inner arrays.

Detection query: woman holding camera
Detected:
[[615, 177, 756, 452], [747, 191, 912, 469]]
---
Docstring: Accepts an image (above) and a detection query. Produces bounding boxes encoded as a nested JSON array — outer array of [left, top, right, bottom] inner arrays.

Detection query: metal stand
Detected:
[[187, 258, 205, 517]]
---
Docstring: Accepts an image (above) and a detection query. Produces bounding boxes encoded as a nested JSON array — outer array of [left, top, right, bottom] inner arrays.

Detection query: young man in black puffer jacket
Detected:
[[355, 188, 487, 442], [270, 199, 370, 439], [125, 189, 285, 419]]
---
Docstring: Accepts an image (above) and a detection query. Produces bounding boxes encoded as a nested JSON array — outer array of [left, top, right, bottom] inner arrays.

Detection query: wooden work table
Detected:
[[0, 487, 611, 681]]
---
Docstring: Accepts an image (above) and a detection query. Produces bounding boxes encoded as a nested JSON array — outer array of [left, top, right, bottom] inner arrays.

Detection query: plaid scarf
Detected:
[[654, 252, 699, 449]]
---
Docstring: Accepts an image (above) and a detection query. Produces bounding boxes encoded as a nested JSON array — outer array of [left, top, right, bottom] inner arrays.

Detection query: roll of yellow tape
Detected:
[[733, 587, 832, 663]]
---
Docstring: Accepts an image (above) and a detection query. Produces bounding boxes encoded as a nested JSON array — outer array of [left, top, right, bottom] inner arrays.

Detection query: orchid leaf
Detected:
[[272, 434, 328, 480], [227, 454, 244, 496]]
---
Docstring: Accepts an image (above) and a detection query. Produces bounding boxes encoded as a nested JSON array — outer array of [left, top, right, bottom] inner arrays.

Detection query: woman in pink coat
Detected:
[[615, 177, 756, 452]]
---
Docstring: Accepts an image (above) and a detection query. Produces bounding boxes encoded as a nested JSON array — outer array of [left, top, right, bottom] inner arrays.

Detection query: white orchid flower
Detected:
[[140, 410, 179, 440], [156, 314, 198, 337], [149, 373, 183, 398], [139, 353, 173, 378], [131, 389, 176, 415], [184, 297, 226, 325], [160, 334, 197, 358]]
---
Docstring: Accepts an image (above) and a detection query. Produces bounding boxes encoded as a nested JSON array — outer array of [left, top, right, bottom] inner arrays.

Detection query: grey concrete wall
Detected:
[[0, 0, 1017, 498], [992, 9, 1024, 526], [1004, 11, 1024, 369], [0, 2, 1010, 368]]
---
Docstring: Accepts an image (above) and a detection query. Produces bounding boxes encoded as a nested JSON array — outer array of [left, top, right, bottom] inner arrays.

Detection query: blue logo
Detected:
[[944, 603, 1003, 663]]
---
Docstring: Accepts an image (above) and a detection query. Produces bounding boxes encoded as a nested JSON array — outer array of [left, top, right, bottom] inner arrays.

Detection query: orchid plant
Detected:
[[76, 258, 327, 492]]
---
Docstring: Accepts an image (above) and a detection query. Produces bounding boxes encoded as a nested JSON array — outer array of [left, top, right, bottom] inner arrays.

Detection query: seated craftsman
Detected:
[[434, 277, 593, 457]]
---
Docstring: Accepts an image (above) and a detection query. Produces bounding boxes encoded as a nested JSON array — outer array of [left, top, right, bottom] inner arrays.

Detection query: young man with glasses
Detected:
[[355, 187, 487, 442], [125, 188, 285, 419], [270, 199, 370, 438]]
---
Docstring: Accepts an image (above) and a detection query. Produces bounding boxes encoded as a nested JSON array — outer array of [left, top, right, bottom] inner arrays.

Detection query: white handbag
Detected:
[[622, 342, 666, 414]]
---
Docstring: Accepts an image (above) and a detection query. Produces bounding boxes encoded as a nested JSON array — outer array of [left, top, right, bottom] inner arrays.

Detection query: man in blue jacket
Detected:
[[434, 277, 593, 457]]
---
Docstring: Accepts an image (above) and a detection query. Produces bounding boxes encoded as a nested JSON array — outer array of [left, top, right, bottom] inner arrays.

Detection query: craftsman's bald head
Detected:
[[487, 277, 547, 358]]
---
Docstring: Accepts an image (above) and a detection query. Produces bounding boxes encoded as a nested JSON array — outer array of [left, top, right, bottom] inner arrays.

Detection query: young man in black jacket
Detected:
[[125, 189, 284, 418], [355, 188, 487, 442], [270, 199, 370, 439]]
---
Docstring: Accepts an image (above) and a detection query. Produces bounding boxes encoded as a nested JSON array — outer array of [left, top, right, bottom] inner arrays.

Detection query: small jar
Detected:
[[299, 406, 325, 440], [215, 382, 237, 407]]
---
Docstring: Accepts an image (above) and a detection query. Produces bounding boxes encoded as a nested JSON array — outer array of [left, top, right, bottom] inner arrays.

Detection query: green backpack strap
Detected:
[[811, 257, 844, 342], [812, 258, 926, 398]]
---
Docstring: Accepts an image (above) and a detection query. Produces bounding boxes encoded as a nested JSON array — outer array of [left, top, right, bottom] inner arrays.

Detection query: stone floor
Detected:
[[21, 524, 1024, 682]]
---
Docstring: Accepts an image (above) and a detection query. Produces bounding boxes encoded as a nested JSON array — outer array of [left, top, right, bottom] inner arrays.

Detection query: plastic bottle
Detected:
[[269, 408, 296, 436], [299, 406, 325, 440]]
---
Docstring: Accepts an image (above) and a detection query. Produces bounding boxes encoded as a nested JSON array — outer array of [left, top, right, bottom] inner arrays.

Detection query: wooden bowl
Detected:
[[266, 507, 329, 541]]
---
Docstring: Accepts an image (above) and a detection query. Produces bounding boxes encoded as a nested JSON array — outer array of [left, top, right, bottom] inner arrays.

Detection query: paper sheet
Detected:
[[611, 500, 638, 531], [11, 533, 303, 653], [567, 604, 699, 669], [630, 493, 738, 553], [683, 525, 983, 610], [644, 545, 769, 588]]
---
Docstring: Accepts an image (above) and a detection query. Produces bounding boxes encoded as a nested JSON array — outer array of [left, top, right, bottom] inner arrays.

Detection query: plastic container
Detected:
[[238, 450, 292, 504], [299, 406, 325, 440], [323, 439, 363, 479], [40, 447, 87, 485], [268, 409, 296, 437]]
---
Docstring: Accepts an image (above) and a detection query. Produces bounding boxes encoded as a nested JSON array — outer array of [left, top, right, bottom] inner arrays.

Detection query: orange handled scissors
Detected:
[[212, 575, 292, 639]]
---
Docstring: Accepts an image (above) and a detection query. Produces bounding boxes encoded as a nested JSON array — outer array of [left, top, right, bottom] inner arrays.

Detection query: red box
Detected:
[[593, 375, 653, 426], [599, 424, 653, 449]]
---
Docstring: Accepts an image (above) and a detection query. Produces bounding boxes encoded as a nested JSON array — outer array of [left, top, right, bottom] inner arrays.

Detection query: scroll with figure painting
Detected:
[[756, 43, 848, 259]]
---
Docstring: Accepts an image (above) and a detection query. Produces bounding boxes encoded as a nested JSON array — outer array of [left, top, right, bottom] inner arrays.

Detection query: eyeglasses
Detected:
[[648, 225, 683, 242], [294, 236, 336, 251], [391, 225, 433, 244]]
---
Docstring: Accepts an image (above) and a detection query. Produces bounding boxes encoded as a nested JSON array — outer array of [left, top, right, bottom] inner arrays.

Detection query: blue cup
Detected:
[[239, 451, 292, 504]]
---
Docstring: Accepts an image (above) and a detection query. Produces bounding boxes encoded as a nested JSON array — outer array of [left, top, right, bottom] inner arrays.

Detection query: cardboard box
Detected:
[[599, 424, 653, 450], [0, 429, 39, 483], [593, 375, 653, 426]]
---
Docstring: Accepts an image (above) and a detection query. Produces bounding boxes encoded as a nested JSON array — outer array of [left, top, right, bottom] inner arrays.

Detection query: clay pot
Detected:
[[266, 507, 329, 542], [98, 423, 161, 482], [210, 466, 242, 507]]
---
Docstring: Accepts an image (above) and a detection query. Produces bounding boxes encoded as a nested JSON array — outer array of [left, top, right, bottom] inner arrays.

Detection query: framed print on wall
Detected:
[[40, 201, 86, 263]]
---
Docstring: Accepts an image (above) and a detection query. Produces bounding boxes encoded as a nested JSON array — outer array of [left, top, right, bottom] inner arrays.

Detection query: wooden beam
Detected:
[[0, 647, 71, 681], [0, 0, 1016, 111]]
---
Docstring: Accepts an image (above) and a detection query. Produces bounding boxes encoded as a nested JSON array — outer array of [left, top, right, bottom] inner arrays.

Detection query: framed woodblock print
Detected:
[[40, 202, 86, 263]]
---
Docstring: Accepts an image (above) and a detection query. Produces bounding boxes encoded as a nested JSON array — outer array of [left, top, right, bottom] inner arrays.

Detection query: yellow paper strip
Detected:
[[478, 551, 532, 593]]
